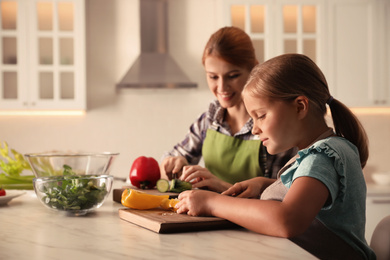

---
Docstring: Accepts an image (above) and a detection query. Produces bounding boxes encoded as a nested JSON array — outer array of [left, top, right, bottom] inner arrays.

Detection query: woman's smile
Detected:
[[218, 92, 235, 101]]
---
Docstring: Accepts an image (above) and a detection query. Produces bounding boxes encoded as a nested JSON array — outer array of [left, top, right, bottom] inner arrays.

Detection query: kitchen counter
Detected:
[[0, 183, 316, 260]]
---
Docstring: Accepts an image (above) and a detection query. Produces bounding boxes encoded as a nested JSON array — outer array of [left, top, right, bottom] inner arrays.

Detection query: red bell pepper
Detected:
[[129, 156, 161, 189]]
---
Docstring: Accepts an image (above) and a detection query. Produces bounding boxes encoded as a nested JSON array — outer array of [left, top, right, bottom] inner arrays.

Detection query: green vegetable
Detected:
[[170, 179, 192, 193], [156, 178, 192, 193], [0, 141, 33, 189], [0, 174, 34, 189], [156, 179, 170, 192], [38, 167, 108, 211], [63, 164, 76, 175]]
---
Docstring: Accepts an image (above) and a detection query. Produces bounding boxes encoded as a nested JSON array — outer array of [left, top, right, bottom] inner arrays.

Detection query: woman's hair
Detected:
[[243, 54, 369, 168], [202, 26, 258, 71]]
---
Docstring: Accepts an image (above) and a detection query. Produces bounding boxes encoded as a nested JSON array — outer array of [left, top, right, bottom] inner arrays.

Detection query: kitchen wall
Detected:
[[1, 0, 389, 182]]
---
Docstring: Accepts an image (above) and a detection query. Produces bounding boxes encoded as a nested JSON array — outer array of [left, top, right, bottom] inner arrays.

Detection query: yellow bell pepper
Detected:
[[160, 197, 180, 212], [121, 188, 179, 211]]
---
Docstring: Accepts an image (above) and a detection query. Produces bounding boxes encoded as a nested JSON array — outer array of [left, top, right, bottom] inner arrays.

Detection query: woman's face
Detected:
[[204, 56, 251, 109]]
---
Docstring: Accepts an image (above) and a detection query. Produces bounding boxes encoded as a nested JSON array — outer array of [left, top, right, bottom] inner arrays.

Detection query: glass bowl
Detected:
[[33, 175, 114, 216], [25, 152, 119, 215], [24, 152, 119, 177]]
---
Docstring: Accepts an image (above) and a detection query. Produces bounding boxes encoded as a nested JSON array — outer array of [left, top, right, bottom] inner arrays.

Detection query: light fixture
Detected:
[[350, 107, 390, 115], [0, 110, 85, 116]]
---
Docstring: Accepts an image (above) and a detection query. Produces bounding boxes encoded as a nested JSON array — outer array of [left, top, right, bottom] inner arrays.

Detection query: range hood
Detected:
[[117, 0, 197, 89]]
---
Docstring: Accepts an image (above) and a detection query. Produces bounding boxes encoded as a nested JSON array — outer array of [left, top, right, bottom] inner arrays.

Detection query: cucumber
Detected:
[[156, 178, 192, 193], [156, 179, 170, 193], [170, 179, 192, 193], [169, 178, 176, 191]]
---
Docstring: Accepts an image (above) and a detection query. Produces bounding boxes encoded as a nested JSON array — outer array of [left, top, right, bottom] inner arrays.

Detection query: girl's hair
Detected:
[[244, 54, 369, 168], [202, 26, 258, 71]]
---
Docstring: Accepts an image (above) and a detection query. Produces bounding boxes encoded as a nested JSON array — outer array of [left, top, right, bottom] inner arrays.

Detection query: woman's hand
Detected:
[[176, 189, 218, 216], [160, 156, 188, 180], [222, 177, 275, 198], [180, 165, 232, 193]]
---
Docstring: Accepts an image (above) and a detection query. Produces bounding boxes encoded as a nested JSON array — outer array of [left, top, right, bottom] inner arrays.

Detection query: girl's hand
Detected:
[[180, 165, 232, 193], [222, 177, 275, 198], [160, 156, 188, 180], [176, 189, 217, 216]]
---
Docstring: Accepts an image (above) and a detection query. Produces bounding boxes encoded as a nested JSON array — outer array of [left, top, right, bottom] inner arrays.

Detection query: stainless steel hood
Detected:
[[117, 0, 197, 89]]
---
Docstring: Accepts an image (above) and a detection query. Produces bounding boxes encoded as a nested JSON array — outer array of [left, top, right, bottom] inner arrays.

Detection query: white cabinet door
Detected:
[[224, 0, 323, 66], [0, 0, 85, 111], [0, 0, 28, 109], [327, 1, 371, 106], [273, 0, 324, 65], [326, 0, 389, 107]]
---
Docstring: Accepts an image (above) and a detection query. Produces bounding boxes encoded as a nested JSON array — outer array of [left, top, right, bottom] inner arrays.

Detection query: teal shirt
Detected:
[[281, 137, 376, 259]]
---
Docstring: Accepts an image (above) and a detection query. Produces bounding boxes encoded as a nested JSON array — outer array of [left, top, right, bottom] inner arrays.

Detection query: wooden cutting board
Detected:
[[118, 208, 239, 234]]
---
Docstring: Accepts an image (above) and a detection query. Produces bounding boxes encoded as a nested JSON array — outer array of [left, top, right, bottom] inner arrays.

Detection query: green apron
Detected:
[[202, 129, 263, 184]]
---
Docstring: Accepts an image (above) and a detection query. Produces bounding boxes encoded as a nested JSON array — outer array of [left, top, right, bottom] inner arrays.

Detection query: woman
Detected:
[[161, 27, 296, 193]]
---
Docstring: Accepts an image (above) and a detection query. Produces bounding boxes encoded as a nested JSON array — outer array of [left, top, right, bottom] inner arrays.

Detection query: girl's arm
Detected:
[[176, 176, 329, 238]]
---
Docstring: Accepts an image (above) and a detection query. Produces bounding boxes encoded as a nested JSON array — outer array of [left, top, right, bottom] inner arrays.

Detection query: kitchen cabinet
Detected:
[[0, 0, 85, 111], [223, 0, 389, 107], [224, 0, 323, 64], [327, 0, 389, 107], [365, 184, 390, 244]]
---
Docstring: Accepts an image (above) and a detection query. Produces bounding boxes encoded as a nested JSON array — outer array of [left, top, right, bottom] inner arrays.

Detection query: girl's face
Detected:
[[204, 56, 250, 109], [243, 93, 300, 155]]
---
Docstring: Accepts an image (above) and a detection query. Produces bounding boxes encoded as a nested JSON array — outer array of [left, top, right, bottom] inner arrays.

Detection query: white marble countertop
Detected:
[[0, 182, 316, 260]]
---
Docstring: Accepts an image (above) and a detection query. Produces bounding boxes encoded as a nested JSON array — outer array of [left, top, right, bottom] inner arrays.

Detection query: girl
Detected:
[[176, 54, 376, 259], [161, 27, 296, 193]]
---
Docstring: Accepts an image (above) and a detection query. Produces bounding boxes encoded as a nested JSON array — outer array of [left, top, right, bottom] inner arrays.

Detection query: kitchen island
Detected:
[[0, 183, 316, 260]]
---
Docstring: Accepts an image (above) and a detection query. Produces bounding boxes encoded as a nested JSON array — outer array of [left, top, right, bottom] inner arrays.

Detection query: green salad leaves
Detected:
[[38, 167, 109, 211]]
